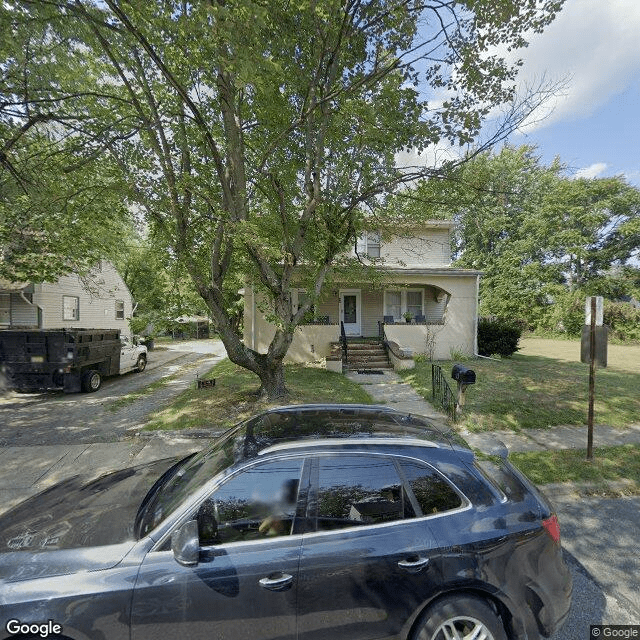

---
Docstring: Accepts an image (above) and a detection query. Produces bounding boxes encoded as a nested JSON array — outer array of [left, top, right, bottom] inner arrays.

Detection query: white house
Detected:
[[0, 261, 135, 336], [244, 221, 482, 369]]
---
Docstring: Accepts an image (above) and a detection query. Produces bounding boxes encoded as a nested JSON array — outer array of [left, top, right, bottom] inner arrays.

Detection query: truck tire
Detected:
[[136, 355, 147, 372], [81, 369, 102, 392]]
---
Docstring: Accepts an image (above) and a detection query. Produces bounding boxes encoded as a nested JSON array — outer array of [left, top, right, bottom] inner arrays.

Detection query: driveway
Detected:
[[0, 339, 227, 446]]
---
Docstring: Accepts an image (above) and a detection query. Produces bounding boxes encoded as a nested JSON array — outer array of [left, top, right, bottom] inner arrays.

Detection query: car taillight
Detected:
[[542, 514, 560, 543]]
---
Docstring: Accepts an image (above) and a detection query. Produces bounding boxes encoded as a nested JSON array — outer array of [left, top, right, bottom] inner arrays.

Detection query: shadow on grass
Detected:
[[401, 354, 640, 432], [143, 360, 374, 431]]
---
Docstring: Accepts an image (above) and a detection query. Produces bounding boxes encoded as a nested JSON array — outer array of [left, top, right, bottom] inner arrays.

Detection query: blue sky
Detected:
[[506, 0, 640, 186]]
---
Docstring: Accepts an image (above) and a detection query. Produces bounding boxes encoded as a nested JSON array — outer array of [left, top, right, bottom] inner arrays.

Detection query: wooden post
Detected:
[[587, 297, 596, 461]]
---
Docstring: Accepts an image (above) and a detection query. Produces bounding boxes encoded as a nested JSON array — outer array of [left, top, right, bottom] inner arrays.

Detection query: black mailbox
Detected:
[[452, 364, 476, 385]]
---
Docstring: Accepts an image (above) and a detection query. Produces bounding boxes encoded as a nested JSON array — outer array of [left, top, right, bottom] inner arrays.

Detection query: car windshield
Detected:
[[135, 406, 468, 538]]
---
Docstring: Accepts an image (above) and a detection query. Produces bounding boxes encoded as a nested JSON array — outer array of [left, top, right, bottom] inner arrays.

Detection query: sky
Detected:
[[505, 0, 640, 186]]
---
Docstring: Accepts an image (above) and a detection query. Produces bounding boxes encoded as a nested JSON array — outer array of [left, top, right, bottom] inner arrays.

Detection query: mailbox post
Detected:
[[451, 364, 476, 417]]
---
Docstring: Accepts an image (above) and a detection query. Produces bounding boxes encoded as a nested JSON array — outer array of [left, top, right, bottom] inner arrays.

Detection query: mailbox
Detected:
[[451, 364, 476, 385]]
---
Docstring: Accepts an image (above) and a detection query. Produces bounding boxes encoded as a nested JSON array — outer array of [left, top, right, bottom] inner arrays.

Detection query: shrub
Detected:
[[604, 300, 640, 342], [478, 317, 521, 357]]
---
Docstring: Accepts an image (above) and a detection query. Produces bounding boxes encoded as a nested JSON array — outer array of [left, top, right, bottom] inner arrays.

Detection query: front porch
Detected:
[[245, 271, 480, 367]]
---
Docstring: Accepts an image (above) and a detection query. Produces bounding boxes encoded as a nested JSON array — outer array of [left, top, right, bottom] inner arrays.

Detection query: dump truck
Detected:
[[0, 328, 147, 393]]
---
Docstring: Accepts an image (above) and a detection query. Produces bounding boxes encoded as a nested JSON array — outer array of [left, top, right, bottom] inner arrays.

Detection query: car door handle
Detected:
[[398, 556, 430, 572], [259, 572, 293, 591]]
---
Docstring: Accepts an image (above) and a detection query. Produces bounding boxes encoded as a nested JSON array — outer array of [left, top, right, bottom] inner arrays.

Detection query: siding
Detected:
[[382, 229, 451, 267], [35, 261, 134, 334]]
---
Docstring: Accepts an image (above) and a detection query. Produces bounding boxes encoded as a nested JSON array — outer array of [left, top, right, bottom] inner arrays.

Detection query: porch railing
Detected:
[[431, 363, 456, 422], [340, 321, 348, 364]]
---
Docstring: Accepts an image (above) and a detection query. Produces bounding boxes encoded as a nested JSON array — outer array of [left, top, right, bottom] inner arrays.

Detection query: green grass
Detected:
[[519, 336, 640, 373], [400, 353, 640, 432], [142, 358, 374, 431], [510, 444, 640, 493]]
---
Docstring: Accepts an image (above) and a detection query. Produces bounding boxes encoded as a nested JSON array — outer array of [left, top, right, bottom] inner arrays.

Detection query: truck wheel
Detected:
[[136, 355, 147, 372], [82, 369, 102, 392]]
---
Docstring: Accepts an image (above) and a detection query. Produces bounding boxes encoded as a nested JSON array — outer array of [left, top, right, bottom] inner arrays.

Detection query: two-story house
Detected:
[[0, 261, 134, 336], [243, 221, 482, 370]]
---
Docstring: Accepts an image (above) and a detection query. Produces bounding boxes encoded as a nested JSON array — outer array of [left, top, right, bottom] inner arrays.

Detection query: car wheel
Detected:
[[136, 355, 147, 372], [414, 595, 507, 640], [81, 369, 102, 392]]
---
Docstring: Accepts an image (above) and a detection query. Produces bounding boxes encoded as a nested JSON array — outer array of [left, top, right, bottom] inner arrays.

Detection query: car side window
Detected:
[[400, 460, 462, 515], [197, 459, 303, 545], [313, 455, 415, 531]]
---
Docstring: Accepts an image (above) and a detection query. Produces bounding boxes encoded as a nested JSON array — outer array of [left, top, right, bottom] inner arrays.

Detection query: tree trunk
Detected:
[[255, 360, 288, 399]]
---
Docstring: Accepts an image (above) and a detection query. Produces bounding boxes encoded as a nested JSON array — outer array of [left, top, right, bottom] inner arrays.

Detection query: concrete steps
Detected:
[[343, 340, 392, 371]]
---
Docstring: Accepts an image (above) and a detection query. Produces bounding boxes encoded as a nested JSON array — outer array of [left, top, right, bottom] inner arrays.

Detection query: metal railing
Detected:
[[340, 321, 348, 364], [432, 363, 456, 422]]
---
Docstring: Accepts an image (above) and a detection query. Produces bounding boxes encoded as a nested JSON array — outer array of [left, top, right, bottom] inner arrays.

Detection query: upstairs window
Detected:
[[115, 299, 125, 320], [62, 296, 79, 321], [356, 231, 381, 258]]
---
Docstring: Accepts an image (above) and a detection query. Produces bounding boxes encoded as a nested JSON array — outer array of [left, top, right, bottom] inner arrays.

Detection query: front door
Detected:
[[340, 290, 361, 336]]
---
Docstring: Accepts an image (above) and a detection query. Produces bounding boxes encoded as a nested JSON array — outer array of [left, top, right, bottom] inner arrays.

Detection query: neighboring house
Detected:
[[244, 221, 482, 368], [0, 261, 134, 336]]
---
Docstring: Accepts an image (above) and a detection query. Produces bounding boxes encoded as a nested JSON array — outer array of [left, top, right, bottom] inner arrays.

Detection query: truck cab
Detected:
[[119, 335, 148, 375]]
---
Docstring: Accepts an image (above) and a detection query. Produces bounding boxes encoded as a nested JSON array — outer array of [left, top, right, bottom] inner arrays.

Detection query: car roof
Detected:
[[226, 404, 469, 459]]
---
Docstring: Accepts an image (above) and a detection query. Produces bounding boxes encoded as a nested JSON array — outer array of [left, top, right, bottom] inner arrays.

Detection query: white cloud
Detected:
[[574, 162, 608, 179], [510, 0, 640, 130]]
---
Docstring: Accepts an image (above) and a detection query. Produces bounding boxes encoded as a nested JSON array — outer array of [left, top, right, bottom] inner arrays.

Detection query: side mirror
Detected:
[[171, 519, 200, 567]]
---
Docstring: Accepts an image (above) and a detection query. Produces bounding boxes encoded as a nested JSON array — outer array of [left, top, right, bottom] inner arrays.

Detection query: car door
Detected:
[[297, 453, 444, 640], [119, 336, 137, 373], [131, 457, 308, 640]]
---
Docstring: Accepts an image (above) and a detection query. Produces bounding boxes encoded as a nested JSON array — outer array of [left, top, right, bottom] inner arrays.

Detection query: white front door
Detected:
[[340, 290, 361, 336]]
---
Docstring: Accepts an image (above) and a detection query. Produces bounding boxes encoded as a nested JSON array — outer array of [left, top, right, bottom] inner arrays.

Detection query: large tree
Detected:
[[1, 0, 565, 397], [436, 145, 640, 326]]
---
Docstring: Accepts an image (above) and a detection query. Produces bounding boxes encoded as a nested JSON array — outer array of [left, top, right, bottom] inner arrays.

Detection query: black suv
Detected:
[[0, 405, 571, 640]]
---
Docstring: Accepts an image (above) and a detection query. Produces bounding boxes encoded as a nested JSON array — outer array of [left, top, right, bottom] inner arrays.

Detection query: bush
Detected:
[[478, 317, 521, 357], [604, 300, 640, 342]]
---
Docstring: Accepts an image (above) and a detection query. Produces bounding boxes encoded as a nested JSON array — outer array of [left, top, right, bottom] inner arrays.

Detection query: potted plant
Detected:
[[403, 311, 413, 324]]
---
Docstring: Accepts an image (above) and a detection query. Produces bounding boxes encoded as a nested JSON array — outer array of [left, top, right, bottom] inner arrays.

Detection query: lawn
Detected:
[[400, 347, 640, 432], [519, 336, 640, 374], [510, 444, 640, 493], [143, 358, 374, 431]]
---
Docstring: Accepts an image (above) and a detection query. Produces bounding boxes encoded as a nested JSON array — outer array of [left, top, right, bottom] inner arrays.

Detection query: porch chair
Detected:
[[383, 315, 395, 324], [414, 314, 426, 324]]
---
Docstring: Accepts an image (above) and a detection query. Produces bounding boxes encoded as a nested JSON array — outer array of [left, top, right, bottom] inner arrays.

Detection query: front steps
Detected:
[[341, 339, 392, 371]]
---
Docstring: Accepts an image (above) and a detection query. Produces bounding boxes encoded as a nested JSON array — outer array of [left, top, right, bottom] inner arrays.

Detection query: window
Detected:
[[314, 455, 414, 531], [115, 299, 125, 320], [62, 296, 79, 321], [384, 289, 423, 321], [406, 290, 423, 318], [400, 460, 462, 515], [356, 231, 381, 258], [197, 459, 303, 545], [293, 289, 316, 323], [0, 294, 10, 325], [384, 290, 402, 321]]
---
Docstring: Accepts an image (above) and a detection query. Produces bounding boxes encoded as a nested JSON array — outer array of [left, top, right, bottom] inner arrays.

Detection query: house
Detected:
[[244, 221, 482, 369], [0, 261, 134, 336]]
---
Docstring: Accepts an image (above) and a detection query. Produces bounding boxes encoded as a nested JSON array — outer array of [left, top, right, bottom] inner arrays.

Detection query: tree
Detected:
[[441, 145, 640, 330], [1, 0, 565, 397]]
